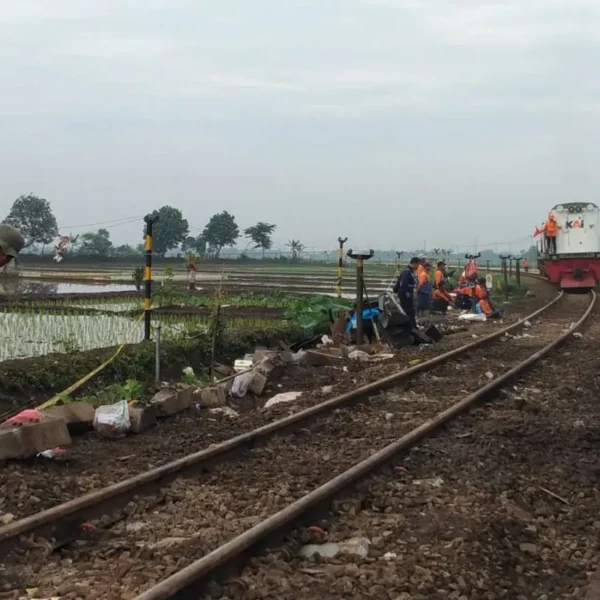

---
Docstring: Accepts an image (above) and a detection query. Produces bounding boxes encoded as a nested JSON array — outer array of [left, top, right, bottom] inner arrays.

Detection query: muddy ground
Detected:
[[0, 286, 557, 522], [1, 291, 586, 599]]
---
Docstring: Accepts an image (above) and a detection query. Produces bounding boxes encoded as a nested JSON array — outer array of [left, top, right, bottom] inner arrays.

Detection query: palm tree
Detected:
[[286, 239, 304, 261]]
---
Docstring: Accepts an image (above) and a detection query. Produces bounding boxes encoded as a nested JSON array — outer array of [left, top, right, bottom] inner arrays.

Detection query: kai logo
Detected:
[[566, 217, 584, 229]]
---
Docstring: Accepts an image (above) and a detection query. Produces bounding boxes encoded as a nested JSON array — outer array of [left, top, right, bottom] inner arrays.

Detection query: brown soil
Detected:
[[0, 289, 584, 599]]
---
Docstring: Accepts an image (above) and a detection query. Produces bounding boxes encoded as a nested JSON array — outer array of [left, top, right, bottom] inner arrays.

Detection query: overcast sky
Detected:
[[1, 0, 599, 253]]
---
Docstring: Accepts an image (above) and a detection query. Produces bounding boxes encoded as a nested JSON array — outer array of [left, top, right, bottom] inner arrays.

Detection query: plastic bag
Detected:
[[4, 409, 42, 425], [93, 400, 131, 439], [231, 371, 254, 398], [458, 313, 487, 322]]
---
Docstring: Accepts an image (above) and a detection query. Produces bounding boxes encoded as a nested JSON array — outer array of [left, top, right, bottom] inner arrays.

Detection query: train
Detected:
[[538, 202, 600, 290]]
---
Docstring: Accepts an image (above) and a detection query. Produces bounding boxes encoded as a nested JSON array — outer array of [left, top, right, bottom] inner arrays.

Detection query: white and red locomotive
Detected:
[[538, 202, 600, 290]]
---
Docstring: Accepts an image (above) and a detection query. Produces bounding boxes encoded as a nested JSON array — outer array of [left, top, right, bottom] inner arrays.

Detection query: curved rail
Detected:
[[135, 291, 596, 600], [0, 291, 565, 553]]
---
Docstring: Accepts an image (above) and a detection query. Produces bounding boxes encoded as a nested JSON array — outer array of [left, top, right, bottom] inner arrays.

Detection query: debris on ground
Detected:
[[93, 400, 131, 439], [264, 391, 303, 409], [209, 407, 239, 418], [298, 537, 370, 559]]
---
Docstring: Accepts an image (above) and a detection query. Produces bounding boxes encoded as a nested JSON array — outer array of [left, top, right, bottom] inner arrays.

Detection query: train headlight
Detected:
[[588, 204, 595, 211], [556, 205, 564, 212], [568, 206, 575, 213], [575, 205, 582, 213]]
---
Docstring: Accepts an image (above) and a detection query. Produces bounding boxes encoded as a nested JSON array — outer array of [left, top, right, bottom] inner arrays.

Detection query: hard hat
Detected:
[[0, 224, 25, 257]]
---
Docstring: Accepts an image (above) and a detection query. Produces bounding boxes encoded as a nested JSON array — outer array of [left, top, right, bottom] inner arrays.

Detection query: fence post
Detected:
[[336, 237, 348, 298], [499, 254, 511, 300]]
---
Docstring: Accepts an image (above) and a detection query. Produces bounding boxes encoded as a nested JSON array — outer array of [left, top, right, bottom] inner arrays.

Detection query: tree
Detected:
[[244, 222, 276, 257], [182, 234, 208, 257], [146, 206, 189, 256], [113, 244, 137, 257], [78, 228, 113, 257], [202, 211, 240, 258], [286, 239, 304, 260], [4, 194, 58, 248]]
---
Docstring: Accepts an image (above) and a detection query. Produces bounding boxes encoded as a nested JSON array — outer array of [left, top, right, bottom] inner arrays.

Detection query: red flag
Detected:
[[533, 226, 542, 237]]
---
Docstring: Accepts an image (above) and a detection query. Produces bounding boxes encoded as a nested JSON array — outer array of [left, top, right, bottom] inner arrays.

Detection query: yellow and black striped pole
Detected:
[[336, 237, 348, 298], [144, 214, 158, 340]]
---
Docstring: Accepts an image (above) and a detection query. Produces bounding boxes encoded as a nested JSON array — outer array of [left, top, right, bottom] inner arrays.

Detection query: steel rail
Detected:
[[0, 291, 564, 554], [135, 290, 596, 600]]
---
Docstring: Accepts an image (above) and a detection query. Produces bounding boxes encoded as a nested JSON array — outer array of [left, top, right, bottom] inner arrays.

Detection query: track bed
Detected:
[[2, 294, 588, 599]]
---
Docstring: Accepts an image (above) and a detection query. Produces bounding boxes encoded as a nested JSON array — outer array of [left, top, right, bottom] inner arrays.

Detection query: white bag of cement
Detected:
[[231, 371, 254, 398], [93, 400, 131, 439], [264, 391, 303, 408], [458, 313, 487, 322]]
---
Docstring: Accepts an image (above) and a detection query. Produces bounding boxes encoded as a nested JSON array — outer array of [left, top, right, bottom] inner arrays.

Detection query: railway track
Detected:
[[1, 290, 594, 598]]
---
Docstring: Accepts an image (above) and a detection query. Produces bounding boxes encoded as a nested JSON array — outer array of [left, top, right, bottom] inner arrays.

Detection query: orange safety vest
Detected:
[[545, 219, 558, 236], [475, 284, 493, 315]]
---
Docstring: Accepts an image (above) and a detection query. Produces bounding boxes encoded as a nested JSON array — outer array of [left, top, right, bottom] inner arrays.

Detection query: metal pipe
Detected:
[[355, 256, 364, 344], [336, 237, 347, 298], [155, 324, 161, 387], [0, 291, 564, 550], [135, 291, 596, 600]]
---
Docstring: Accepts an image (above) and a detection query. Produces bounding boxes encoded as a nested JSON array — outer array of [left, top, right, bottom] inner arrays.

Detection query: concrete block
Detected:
[[249, 371, 268, 396], [253, 348, 276, 363], [175, 384, 193, 410], [128, 405, 158, 434], [43, 403, 96, 434], [151, 388, 190, 417], [7, 420, 72, 458], [304, 350, 344, 367], [200, 386, 226, 408], [255, 356, 284, 380], [0, 428, 23, 460]]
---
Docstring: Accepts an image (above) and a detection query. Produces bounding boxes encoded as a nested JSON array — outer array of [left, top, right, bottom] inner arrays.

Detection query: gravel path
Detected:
[[235, 295, 600, 600], [1, 292, 585, 599]]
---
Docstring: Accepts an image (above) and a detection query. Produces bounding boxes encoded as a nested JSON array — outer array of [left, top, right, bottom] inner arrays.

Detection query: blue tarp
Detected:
[[346, 308, 381, 332]]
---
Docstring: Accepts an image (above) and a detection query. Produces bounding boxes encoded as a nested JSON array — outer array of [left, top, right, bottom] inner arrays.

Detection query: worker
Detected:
[[0, 224, 25, 269], [394, 256, 419, 329], [523, 257, 529, 273], [432, 261, 454, 313], [454, 284, 475, 310], [475, 277, 503, 318], [416, 254, 427, 278], [542, 213, 560, 254], [417, 262, 432, 316]]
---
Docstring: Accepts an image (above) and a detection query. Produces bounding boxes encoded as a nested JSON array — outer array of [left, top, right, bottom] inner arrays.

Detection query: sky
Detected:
[[1, 0, 599, 254]]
